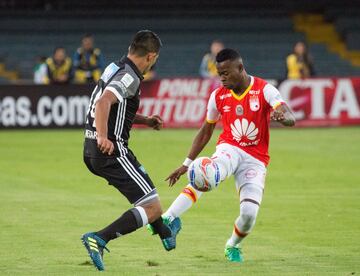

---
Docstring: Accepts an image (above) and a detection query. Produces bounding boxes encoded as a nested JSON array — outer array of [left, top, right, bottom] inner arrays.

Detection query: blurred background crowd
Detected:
[[0, 0, 359, 84]]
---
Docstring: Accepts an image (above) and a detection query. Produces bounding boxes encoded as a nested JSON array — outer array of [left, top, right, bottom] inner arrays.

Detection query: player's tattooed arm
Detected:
[[166, 121, 217, 186], [271, 103, 296, 127], [133, 114, 163, 130]]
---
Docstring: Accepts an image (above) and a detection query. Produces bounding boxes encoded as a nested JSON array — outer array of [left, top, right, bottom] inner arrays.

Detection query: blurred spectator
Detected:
[[73, 34, 105, 84], [286, 41, 315, 79], [199, 40, 225, 78], [33, 56, 47, 84], [44, 47, 72, 84]]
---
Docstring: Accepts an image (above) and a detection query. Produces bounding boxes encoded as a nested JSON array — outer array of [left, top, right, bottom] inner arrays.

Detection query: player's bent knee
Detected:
[[240, 201, 259, 219], [141, 200, 162, 223], [239, 201, 259, 232], [240, 211, 256, 228]]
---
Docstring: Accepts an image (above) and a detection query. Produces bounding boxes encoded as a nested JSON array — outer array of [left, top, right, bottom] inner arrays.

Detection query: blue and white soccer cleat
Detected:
[[147, 216, 182, 251], [168, 217, 182, 236], [161, 217, 182, 251], [81, 232, 110, 271]]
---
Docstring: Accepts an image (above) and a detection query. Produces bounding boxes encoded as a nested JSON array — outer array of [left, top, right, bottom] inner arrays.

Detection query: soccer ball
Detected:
[[188, 157, 220, 192]]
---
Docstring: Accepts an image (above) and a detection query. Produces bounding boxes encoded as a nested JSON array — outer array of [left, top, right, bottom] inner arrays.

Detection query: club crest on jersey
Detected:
[[235, 104, 243, 116], [249, 95, 260, 111]]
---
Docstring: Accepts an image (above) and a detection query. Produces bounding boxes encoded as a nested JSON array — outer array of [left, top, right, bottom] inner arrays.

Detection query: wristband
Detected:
[[182, 157, 193, 167]]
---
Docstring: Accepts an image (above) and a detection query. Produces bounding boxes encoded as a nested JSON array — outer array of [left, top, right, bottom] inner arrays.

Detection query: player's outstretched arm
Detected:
[[95, 90, 118, 155], [133, 114, 163, 130], [166, 121, 217, 186], [271, 103, 296, 127]]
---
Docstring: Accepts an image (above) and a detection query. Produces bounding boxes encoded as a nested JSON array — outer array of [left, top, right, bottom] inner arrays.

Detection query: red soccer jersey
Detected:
[[206, 76, 284, 166]]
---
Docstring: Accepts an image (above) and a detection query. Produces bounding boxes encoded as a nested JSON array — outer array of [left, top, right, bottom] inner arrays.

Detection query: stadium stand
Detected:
[[0, 0, 359, 82], [294, 13, 360, 70], [335, 16, 360, 51]]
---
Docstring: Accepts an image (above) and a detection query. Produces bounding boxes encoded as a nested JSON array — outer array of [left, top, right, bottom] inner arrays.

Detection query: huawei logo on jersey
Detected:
[[231, 118, 259, 142]]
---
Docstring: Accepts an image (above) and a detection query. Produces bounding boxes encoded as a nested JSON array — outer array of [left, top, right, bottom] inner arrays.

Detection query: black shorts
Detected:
[[84, 150, 157, 205]]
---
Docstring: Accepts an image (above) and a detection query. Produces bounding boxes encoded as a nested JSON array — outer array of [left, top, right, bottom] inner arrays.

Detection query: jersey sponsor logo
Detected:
[[230, 118, 259, 143], [223, 105, 231, 112], [219, 93, 232, 100], [121, 73, 134, 88], [236, 104, 243, 115], [85, 129, 97, 139], [239, 139, 260, 146], [249, 95, 260, 111], [249, 89, 260, 95]]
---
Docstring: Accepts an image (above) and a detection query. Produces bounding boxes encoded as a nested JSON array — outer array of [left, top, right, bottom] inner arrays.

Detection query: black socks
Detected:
[[95, 208, 171, 243], [96, 208, 143, 243], [150, 217, 172, 239]]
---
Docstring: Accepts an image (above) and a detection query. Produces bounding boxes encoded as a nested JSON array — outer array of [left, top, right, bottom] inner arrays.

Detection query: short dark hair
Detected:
[[129, 30, 162, 56], [216, 48, 242, 63], [82, 33, 94, 40], [53, 47, 65, 55]]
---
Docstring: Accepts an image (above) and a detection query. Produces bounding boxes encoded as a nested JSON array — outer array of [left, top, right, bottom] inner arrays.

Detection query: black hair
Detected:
[[129, 30, 162, 56], [82, 33, 94, 40], [53, 47, 65, 55], [216, 48, 241, 63]]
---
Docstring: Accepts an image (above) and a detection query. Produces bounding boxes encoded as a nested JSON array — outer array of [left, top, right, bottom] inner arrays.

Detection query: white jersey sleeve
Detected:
[[263, 83, 285, 109], [206, 89, 220, 123]]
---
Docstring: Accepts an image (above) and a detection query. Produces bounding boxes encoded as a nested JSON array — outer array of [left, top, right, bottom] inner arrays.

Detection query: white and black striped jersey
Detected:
[[84, 56, 144, 158]]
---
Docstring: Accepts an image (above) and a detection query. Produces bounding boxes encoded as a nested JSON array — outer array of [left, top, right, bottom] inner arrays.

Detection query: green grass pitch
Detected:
[[0, 127, 359, 275]]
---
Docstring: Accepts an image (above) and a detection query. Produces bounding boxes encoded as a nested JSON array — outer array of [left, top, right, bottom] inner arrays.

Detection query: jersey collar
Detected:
[[230, 76, 254, 101], [120, 56, 144, 80]]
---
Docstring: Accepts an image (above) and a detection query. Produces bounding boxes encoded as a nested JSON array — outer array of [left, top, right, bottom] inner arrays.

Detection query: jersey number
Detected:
[[86, 86, 102, 127]]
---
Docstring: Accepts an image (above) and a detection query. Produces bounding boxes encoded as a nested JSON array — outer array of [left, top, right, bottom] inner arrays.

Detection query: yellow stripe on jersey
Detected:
[[230, 79, 253, 101], [272, 102, 284, 110], [206, 118, 218, 124]]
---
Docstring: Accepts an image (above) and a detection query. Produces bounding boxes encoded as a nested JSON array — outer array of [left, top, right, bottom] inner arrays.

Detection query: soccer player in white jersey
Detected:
[[162, 48, 295, 263]]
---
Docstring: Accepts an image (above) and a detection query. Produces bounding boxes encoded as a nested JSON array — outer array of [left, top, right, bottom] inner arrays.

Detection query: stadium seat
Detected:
[[0, 1, 359, 80]]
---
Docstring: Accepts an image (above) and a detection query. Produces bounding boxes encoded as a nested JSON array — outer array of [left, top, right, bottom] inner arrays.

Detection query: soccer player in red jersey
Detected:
[[163, 48, 295, 262]]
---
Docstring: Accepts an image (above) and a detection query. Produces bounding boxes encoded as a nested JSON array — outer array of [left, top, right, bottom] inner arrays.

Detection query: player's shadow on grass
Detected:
[[195, 255, 220, 262], [79, 261, 93, 266], [146, 260, 159, 267], [78, 260, 160, 267]]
